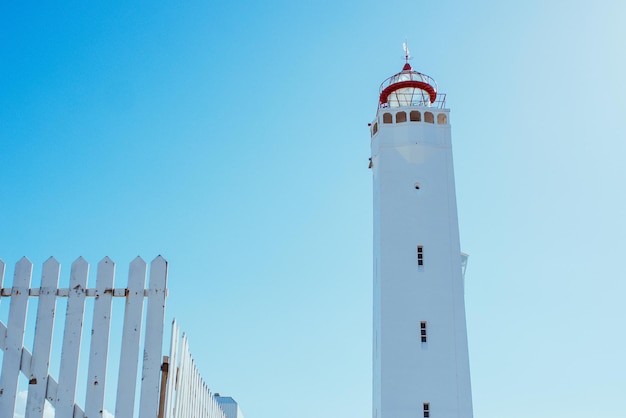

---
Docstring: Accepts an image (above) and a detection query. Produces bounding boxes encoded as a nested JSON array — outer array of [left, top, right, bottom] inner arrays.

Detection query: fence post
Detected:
[[158, 356, 169, 418]]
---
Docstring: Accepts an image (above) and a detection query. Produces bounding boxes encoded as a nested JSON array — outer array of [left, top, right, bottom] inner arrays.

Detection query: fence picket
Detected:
[[0, 259, 5, 350], [164, 321, 179, 418], [25, 257, 60, 418], [0, 259, 4, 307], [139, 256, 168, 418], [178, 336, 190, 418], [175, 335, 185, 418], [194, 361, 201, 416], [56, 257, 89, 416], [115, 257, 147, 418], [0, 257, 33, 417], [84, 257, 116, 417]]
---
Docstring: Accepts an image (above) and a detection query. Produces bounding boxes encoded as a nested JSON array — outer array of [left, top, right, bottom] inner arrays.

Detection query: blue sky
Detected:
[[1, 1, 625, 417]]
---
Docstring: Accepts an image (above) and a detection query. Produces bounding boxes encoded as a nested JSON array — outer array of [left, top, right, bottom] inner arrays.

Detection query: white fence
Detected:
[[162, 321, 227, 418], [0, 256, 232, 418]]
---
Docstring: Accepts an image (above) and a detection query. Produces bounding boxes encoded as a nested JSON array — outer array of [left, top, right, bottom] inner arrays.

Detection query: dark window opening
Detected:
[[417, 246, 424, 266]]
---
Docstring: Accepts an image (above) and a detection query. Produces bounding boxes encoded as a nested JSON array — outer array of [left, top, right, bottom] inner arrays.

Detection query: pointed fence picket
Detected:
[[56, 257, 89, 417], [0, 257, 33, 414], [84, 257, 115, 418], [139, 256, 168, 418], [25, 257, 60, 418], [0, 256, 230, 418], [116, 257, 148, 418]]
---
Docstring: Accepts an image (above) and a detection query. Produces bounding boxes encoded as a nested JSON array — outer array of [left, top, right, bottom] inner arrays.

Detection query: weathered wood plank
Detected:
[[0, 257, 33, 417], [0, 287, 141, 298], [47, 375, 85, 418], [139, 256, 168, 418], [56, 257, 89, 416], [115, 257, 147, 418], [46, 374, 58, 404], [84, 257, 115, 418], [25, 257, 60, 418]]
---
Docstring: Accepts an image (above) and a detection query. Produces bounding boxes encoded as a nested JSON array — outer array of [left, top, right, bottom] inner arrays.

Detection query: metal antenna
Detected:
[[402, 40, 411, 63]]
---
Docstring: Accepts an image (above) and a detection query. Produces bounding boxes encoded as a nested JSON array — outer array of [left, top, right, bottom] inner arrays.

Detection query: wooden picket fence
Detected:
[[0, 256, 226, 418], [162, 321, 227, 418]]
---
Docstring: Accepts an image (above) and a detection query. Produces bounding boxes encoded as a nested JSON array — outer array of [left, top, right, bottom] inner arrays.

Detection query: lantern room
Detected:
[[378, 63, 441, 108]]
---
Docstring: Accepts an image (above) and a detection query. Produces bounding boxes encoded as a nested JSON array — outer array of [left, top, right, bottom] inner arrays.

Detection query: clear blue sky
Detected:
[[1, 1, 625, 417]]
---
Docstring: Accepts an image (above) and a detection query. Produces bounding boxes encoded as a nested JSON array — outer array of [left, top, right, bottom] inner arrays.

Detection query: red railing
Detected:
[[379, 93, 447, 109], [378, 69, 446, 109]]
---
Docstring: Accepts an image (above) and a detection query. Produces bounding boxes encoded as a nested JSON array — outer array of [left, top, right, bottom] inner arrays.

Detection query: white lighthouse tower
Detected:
[[370, 49, 473, 418]]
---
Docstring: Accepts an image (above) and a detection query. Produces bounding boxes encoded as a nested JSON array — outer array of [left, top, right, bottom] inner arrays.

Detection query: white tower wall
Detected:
[[371, 88, 473, 418]]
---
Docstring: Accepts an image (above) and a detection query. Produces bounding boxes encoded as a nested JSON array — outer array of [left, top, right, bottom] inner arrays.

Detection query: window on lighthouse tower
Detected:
[[420, 321, 427, 343], [410, 110, 421, 121], [417, 246, 424, 266]]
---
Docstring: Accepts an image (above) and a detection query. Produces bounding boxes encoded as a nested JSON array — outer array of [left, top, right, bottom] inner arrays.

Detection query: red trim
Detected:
[[379, 80, 437, 105]]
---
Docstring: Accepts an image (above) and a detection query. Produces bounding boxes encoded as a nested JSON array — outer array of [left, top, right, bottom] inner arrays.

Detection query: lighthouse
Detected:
[[370, 49, 473, 418]]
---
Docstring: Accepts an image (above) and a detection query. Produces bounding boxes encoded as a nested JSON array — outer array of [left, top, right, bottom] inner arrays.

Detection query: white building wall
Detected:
[[215, 395, 244, 418], [371, 105, 473, 418]]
